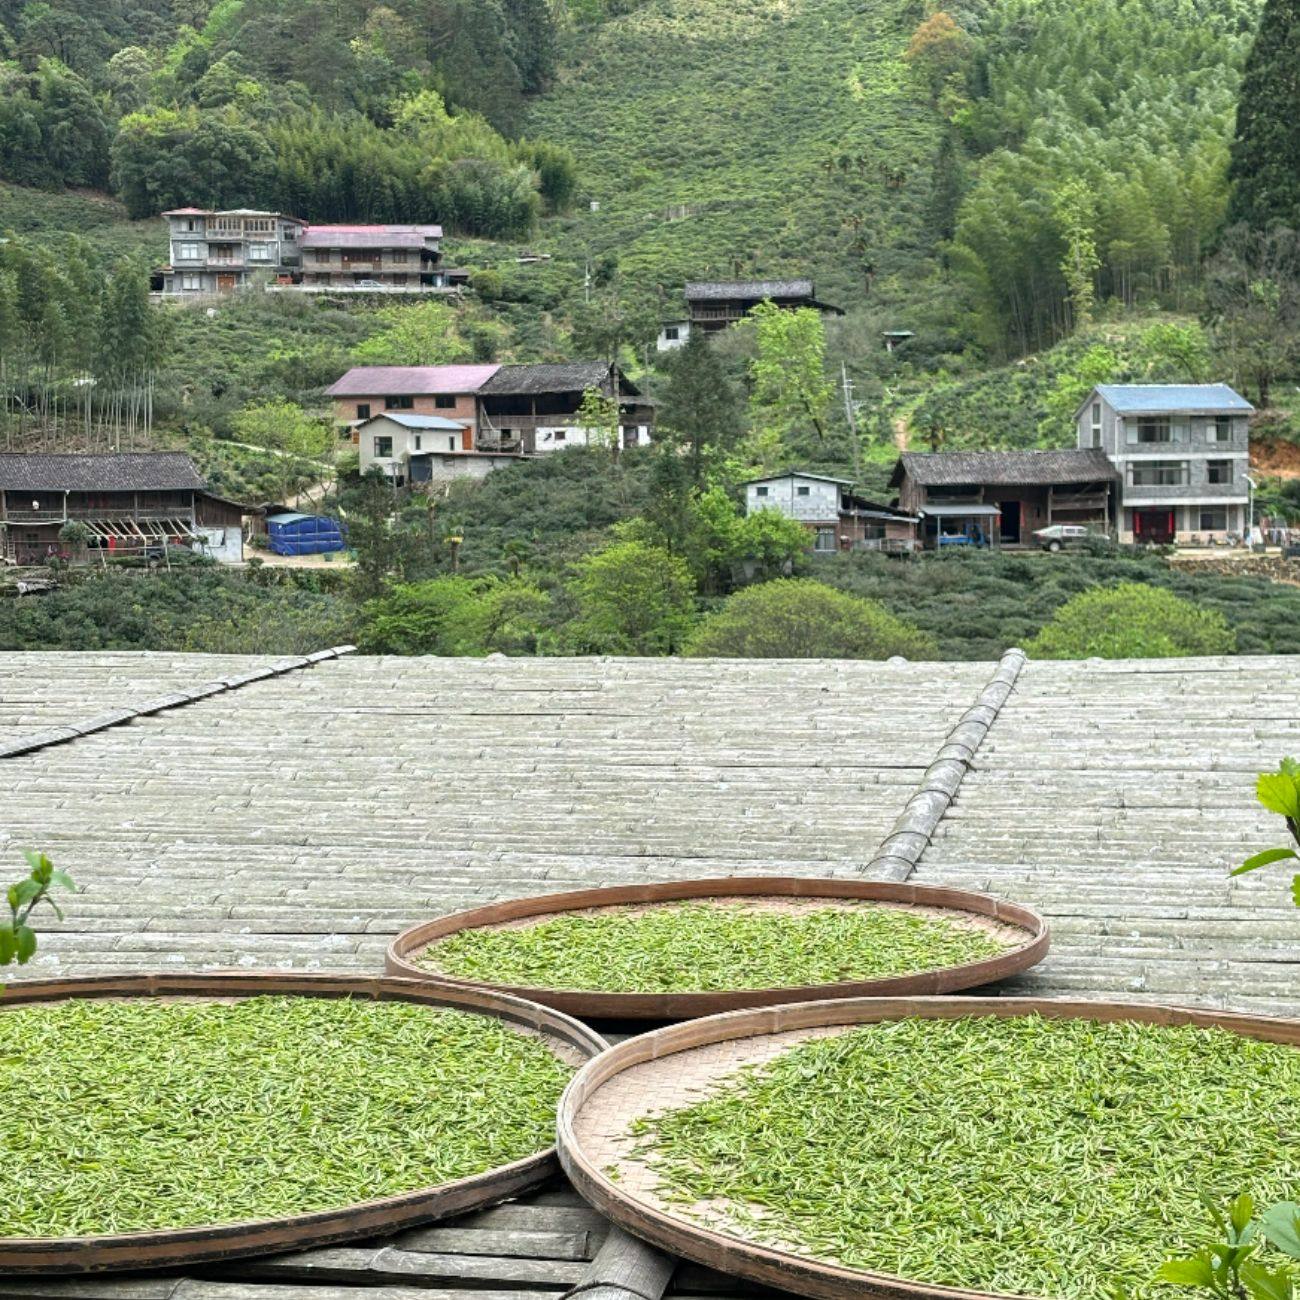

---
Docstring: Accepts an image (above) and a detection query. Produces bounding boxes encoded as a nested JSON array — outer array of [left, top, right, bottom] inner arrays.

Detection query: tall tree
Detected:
[[1229, 0, 1300, 230], [743, 303, 833, 470], [657, 330, 743, 485]]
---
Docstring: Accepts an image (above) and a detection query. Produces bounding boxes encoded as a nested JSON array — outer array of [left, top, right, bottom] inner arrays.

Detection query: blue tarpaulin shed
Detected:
[[265, 512, 346, 556]]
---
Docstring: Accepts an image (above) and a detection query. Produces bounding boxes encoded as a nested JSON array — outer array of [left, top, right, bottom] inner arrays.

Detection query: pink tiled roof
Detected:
[[326, 365, 501, 397], [302, 224, 443, 248]]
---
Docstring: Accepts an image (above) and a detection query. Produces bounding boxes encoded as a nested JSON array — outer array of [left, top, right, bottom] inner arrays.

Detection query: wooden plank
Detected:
[[221, 1246, 586, 1287], [571, 1229, 674, 1300], [178, 1285, 541, 1300], [448, 1204, 608, 1235], [0, 1283, 181, 1300], [390, 1227, 595, 1261]]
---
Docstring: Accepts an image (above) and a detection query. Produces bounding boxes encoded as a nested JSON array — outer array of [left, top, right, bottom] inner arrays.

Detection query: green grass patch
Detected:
[[633, 1015, 1300, 1299], [0, 996, 573, 1237], [422, 901, 1011, 992]]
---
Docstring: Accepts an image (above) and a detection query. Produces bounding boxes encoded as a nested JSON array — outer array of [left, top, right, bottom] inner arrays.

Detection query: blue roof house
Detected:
[[1075, 383, 1254, 545]]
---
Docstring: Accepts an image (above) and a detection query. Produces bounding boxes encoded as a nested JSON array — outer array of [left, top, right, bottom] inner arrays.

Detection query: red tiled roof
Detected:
[[326, 365, 501, 397]]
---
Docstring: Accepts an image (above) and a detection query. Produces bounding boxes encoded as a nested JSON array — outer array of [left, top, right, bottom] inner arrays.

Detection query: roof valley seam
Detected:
[[863, 648, 1027, 882], [0, 646, 357, 760]]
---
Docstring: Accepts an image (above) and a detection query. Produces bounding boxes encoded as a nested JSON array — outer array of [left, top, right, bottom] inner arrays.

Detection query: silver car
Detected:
[[1033, 524, 1093, 553]]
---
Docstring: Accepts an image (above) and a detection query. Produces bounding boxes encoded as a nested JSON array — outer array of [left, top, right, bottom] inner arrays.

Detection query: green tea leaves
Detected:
[[1235, 849, 1299, 876], [0, 996, 573, 1238], [1261, 1205, 1300, 1261], [424, 901, 1011, 994]]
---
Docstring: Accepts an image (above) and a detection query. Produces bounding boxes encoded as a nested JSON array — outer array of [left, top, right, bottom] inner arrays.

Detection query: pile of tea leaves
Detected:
[[422, 902, 1011, 993], [631, 1015, 1300, 1300], [0, 996, 574, 1237]]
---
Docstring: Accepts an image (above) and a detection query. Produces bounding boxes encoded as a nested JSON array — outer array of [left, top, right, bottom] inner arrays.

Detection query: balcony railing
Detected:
[[208, 257, 246, 267], [4, 507, 195, 524]]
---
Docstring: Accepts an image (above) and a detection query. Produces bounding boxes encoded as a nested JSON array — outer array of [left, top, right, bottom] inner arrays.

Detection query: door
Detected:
[[216, 274, 236, 293], [1134, 509, 1175, 544], [999, 500, 1021, 544]]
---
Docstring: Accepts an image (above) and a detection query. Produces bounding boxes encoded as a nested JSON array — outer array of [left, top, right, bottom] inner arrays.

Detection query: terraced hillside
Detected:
[[528, 0, 940, 311]]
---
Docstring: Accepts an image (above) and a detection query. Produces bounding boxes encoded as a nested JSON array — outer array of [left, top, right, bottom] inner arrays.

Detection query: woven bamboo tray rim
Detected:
[[557, 994, 1300, 1300], [0, 971, 607, 1275], [386, 877, 1050, 1019]]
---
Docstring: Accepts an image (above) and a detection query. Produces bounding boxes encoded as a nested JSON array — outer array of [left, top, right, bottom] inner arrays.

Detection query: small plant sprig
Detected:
[[1234, 759, 1300, 900], [1161, 1197, 1300, 1300], [1, 850, 74, 968]]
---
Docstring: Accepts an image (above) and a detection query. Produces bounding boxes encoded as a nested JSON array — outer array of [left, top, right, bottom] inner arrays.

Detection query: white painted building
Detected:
[[656, 320, 691, 352], [357, 413, 523, 486], [744, 471, 918, 553]]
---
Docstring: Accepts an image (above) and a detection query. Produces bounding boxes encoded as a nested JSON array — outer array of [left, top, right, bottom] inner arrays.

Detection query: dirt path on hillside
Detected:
[[893, 415, 911, 451]]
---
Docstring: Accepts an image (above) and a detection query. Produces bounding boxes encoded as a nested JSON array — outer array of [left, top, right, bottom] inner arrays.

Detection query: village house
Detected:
[[657, 278, 845, 350], [0, 452, 248, 565], [160, 208, 305, 296], [475, 362, 654, 454], [356, 413, 523, 485], [156, 212, 470, 297], [891, 449, 1119, 550], [744, 471, 919, 553], [1077, 383, 1254, 544], [326, 365, 502, 439]]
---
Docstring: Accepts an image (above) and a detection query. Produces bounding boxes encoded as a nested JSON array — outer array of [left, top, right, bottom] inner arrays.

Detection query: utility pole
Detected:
[[841, 362, 861, 487]]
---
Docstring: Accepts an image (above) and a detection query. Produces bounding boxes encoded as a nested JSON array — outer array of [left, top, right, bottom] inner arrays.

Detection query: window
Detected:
[[249, 243, 271, 261], [814, 528, 838, 553], [180, 274, 201, 291], [176, 242, 201, 260], [434, 395, 456, 409], [1129, 417, 1173, 444], [664, 326, 679, 341], [385, 395, 414, 410], [373, 436, 393, 458], [756, 485, 769, 497], [390, 250, 408, 264], [447, 436, 457, 451], [356, 403, 371, 420], [1200, 507, 1229, 531], [796, 485, 811, 497], [414, 435, 422, 451], [554, 430, 567, 441], [1206, 459, 1234, 485], [1213, 416, 1236, 442], [1090, 402, 1103, 448], [1129, 460, 1189, 487]]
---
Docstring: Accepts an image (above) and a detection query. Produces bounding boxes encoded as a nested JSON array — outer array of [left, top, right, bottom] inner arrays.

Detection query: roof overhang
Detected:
[[920, 504, 1004, 518]]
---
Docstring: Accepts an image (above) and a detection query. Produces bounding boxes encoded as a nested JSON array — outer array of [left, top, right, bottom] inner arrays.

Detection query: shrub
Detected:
[[358, 577, 550, 655], [565, 541, 696, 655], [685, 580, 937, 660], [1026, 582, 1236, 659]]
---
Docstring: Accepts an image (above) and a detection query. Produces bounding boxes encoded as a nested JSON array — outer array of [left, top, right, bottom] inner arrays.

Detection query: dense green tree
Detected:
[[1204, 223, 1300, 407], [0, 59, 109, 188], [565, 540, 695, 654], [359, 576, 549, 654], [1027, 583, 1236, 659], [353, 300, 469, 366], [657, 331, 744, 485], [1228, 0, 1300, 230], [742, 303, 833, 469], [685, 580, 937, 660]]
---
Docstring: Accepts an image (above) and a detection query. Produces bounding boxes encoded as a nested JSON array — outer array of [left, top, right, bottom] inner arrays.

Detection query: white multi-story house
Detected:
[[1075, 384, 1254, 544]]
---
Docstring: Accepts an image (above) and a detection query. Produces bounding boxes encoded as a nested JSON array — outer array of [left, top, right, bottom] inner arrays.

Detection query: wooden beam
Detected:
[[563, 1229, 675, 1300]]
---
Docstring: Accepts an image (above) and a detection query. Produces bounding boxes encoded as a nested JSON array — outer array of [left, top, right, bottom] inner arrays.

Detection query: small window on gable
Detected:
[[797, 485, 811, 497]]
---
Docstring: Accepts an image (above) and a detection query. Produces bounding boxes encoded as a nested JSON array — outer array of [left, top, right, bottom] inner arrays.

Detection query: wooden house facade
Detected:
[[891, 450, 1118, 550], [0, 453, 247, 565]]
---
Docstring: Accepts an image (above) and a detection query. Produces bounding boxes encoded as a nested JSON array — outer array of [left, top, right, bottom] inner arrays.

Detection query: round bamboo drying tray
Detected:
[[0, 971, 606, 1275], [557, 994, 1300, 1300], [385, 877, 1049, 1019]]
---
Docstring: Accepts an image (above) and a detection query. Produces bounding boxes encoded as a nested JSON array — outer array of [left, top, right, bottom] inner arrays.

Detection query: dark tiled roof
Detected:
[[0, 453, 207, 493], [892, 449, 1119, 488], [479, 362, 641, 397], [685, 278, 815, 300]]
